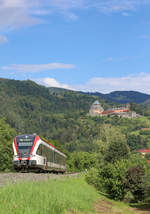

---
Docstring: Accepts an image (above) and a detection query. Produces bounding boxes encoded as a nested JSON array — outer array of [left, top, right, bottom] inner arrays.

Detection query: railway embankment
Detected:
[[0, 172, 79, 187]]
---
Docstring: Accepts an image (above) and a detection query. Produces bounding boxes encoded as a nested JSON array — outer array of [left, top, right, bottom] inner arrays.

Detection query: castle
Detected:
[[89, 100, 139, 118]]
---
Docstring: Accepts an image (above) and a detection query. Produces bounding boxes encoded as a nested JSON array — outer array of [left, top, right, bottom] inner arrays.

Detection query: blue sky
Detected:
[[1, 0, 150, 94]]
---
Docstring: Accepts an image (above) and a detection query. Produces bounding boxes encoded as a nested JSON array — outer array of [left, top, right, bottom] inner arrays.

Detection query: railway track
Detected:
[[0, 172, 80, 187]]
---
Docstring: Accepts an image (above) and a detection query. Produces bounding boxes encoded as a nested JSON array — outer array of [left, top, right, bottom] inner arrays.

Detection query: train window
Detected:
[[42, 145, 47, 157], [54, 152, 58, 164], [53, 152, 66, 165], [36, 144, 42, 155], [54, 152, 62, 164], [47, 149, 53, 162]]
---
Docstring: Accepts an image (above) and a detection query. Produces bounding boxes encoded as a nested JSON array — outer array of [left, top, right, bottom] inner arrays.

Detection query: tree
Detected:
[[67, 152, 97, 172], [0, 118, 16, 171], [104, 137, 130, 164], [125, 166, 145, 201]]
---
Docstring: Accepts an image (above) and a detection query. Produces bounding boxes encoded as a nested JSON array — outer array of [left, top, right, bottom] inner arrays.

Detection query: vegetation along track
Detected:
[[0, 172, 80, 187]]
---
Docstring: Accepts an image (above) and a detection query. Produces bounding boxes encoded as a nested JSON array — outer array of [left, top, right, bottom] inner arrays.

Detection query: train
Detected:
[[12, 134, 67, 173]]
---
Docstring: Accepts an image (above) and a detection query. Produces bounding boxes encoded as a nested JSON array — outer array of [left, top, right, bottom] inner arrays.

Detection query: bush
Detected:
[[99, 160, 129, 200], [104, 139, 129, 164], [141, 168, 150, 201], [86, 153, 149, 201], [0, 118, 16, 171], [67, 152, 97, 172], [85, 167, 102, 190], [125, 166, 145, 201], [124, 191, 134, 203]]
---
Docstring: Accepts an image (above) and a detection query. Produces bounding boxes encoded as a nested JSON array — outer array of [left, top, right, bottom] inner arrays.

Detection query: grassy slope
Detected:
[[0, 177, 98, 214], [0, 176, 148, 214]]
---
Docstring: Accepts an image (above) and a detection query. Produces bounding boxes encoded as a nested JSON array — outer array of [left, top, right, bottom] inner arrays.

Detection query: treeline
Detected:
[[1, 78, 150, 205], [1, 78, 150, 154], [2, 110, 150, 171], [85, 127, 150, 203], [0, 78, 111, 138], [0, 118, 16, 171]]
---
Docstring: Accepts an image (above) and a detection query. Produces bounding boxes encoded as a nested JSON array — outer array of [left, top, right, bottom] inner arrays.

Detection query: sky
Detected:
[[1, 0, 150, 94]]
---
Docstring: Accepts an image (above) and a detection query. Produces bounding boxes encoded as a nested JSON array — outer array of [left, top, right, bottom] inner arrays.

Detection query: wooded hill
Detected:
[[0, 78, 150, 153], [80, 90, 150, 104], [1, 78, 150, 204]]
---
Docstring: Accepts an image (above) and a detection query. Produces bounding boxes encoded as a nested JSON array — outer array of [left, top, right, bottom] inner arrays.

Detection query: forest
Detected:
[[1, 78, 150, 203]]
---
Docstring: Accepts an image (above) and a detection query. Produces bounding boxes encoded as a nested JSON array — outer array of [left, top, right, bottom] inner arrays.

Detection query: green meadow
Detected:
[[0, 177, 99, 214], [0, 176, 147, 214]]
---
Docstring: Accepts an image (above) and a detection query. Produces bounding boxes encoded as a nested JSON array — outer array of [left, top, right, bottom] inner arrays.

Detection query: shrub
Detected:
[[125, 166, 145, 201], [0, 118, 16, 171], [86, 153, 149, 201], [141, 168, 150, 201], [104, 139, 130, 164], [85, 167, 102, 190], [67, 152, 97, 172], [99, 160, 129, 200]]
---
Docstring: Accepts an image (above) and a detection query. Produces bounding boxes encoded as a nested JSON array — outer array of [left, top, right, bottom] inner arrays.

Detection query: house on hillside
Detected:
[[138, 149, 150, 162], [89, 100, 104, 116], [89, 101, 139, 118]]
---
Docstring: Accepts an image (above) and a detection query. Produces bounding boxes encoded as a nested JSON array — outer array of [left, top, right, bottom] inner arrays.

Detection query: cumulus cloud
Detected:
[[0, 0, 41, 30], [1, 63, 75, 72], [36, 77, 74, 90], [0, 34, 8, 44], [73, 73, 150, 94], [35, 73, 150, 95]]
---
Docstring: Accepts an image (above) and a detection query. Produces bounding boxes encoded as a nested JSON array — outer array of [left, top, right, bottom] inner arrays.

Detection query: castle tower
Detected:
[[89, 100, 104, 116]]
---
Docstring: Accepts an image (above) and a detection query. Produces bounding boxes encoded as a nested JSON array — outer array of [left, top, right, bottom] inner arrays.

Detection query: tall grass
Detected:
[[0, 177, 99, 214]]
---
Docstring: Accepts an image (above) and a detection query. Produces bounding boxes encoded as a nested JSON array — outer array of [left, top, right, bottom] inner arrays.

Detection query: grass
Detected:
[[0, 176, 149, 214], [0, 177, 99, 214]]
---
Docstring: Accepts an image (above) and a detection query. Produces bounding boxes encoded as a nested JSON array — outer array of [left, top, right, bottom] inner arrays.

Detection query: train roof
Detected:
[[16, 134, 36, 138], [40, 137, 67, 158], [15, 134, 67, 158]]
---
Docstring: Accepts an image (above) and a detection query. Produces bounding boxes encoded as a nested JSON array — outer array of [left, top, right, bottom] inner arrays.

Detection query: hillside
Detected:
[[81, 90, 150, 104], [0, 78, 112, 148], [1, 78, 150, 153]]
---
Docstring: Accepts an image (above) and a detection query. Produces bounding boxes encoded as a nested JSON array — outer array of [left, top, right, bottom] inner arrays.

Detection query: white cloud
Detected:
[[0, 0, 42, 30], [88, 0, 150, 13], [35, 73, 150, 95], [44, 0, 150, 13], [0, 0, 150, 31], [0, 34, 8, 44], [1, 63, 75, 72], [36, 77, 74, 90], [73, 73, 150, 94]]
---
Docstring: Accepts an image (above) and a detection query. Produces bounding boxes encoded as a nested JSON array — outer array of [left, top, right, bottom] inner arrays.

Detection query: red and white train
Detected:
[[13, 134, 66, 172]]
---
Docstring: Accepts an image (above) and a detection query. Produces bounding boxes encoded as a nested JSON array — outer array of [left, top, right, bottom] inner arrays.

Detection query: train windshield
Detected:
[[16, 135, 35, 157]]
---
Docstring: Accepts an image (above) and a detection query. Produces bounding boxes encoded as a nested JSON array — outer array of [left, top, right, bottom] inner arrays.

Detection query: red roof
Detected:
[[102, 109, 130, 115], [138, 149, 150, 153], [102, 110, 114, 115], [141, 128, 150, 131]]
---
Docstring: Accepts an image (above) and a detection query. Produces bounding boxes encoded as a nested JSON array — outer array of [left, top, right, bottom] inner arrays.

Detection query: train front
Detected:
[[13, 134, 37, 171]]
